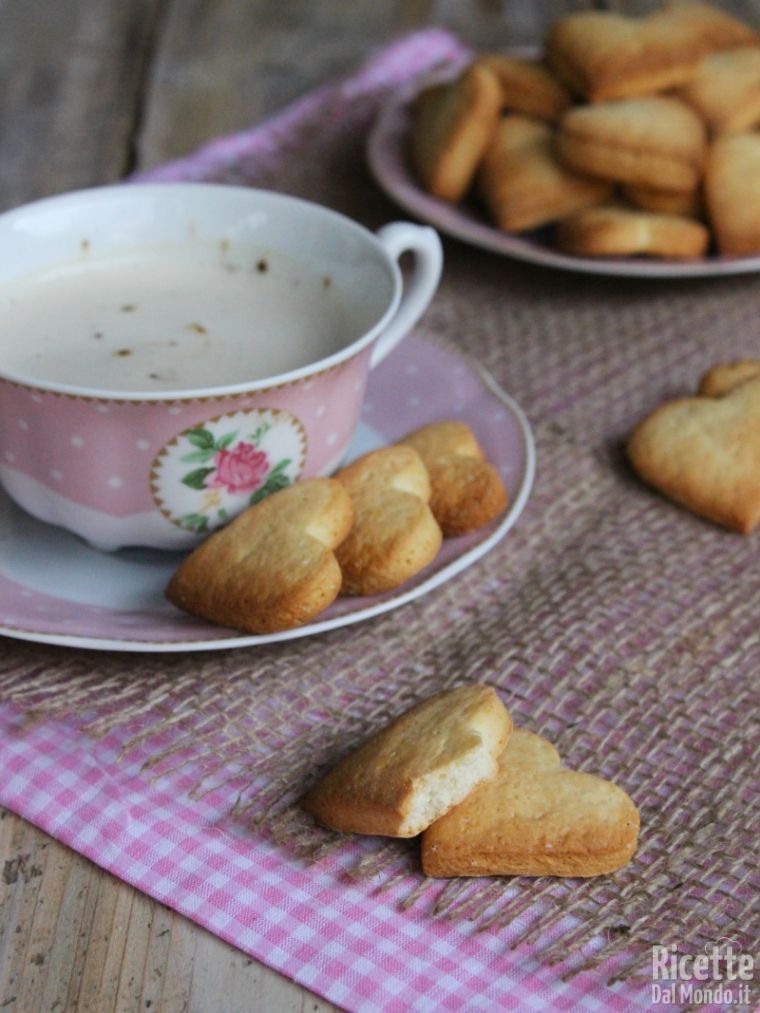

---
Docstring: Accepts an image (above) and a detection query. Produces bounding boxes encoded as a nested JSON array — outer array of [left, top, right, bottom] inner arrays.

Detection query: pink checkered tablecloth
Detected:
[[1, 706, 649, 1011]]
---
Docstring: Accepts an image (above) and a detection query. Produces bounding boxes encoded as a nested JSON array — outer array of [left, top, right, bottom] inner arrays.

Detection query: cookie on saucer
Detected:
[[400, 420, 508, 536], [335, 445, 442, 596], [165, 477, 353, 633]]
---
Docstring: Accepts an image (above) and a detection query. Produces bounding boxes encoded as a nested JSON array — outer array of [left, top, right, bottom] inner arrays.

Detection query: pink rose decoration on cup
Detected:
[[210, 443, 269, 494], [151, 408, 307, 535]]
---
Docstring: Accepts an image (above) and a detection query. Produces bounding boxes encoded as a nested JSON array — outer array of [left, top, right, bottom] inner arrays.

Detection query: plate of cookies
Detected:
[[0, 335, 534, 651], [367, 3, 760, 277]]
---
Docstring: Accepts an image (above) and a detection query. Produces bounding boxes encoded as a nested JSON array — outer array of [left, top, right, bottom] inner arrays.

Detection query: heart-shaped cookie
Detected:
[[556, 97, 707, 194], [410, 63, 502, 203], [473, 53, 572, 123], [699, 359, 760, 398], [627, 376, 760, 534], [477, 115, 613, 234], [546, 4, 757, 103], [556, 204, 709, 260], [335, 445, 442, 595], [165, 477, 353, 632], [705, 133, 760, 255], [400, 420, 509, 536], [421, 728, 639, 877], [303, 685, 512, 838]]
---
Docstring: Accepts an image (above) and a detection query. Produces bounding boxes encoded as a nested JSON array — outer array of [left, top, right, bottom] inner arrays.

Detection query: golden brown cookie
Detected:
[[474, 54, 572, 122], [621, 183, 701, 218], [303, 685, 512, 838], [627, 376, 760, 534], [478, 115, 612, 233], [704, 132, 760, 255], [400, 420, 508, 536], [165, 478, 353, 633], [555, 205, 710, 260], [335, 445, 442, 596], [557, 97, 707, 193], [546, 2, 758, 103], [421, 728, 640, 877], [410, 63, 503, 202], [699, 359, 760, 397], [679, 47, 760, 135]]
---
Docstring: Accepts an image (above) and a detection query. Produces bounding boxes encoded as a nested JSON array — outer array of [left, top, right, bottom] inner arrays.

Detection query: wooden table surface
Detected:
[[1, 2, 756, 1010]]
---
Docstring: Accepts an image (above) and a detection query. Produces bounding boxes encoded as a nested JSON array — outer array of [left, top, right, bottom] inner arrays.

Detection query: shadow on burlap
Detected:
[[1, 54, 758, 1000]]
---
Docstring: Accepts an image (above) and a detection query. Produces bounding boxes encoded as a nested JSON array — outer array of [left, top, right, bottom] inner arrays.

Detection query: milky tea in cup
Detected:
[[0, 243, 363, 391], [0, 184, 442, 551]]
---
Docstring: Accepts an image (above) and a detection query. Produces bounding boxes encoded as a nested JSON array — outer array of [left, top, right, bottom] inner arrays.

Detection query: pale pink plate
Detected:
[[0, 336, 534, 652], [367, 85, 760, 279]]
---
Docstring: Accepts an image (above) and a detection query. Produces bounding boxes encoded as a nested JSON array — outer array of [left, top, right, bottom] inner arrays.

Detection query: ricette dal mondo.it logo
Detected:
[[651, 939, 755, 1006]]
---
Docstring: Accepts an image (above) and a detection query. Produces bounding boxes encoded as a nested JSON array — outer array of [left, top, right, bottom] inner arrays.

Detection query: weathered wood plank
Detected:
[[603, 0, 760, 17], [137, 0, 421, 167], [0, 808, 338, 1011], [0, 0, 163, 209], [423, 0, 594, 47], [136, 0, 583, 168]]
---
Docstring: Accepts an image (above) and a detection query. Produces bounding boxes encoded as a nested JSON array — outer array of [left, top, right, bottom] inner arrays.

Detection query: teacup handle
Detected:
[[371, 222, 443, 369]]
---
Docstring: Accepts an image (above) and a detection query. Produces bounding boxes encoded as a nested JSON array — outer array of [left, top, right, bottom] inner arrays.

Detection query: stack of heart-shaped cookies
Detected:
[[166, 420, 508, 632], [303, 684, 640, 879]]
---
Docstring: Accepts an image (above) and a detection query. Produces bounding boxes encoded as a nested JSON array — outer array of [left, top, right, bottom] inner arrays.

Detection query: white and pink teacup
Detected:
[[0, 183, 442, 550]]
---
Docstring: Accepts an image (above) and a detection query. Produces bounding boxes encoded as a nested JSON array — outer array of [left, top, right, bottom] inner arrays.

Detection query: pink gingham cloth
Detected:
[[2, 710, 649, 1011], [0, 32, 653, 1011]]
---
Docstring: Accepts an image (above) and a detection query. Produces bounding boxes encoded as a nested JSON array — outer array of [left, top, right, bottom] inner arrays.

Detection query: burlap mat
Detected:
[[1, 33, 758, 998]]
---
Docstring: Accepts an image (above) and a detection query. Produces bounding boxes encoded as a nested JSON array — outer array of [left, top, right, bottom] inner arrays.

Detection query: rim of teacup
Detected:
[[0, 183, 403, 402]]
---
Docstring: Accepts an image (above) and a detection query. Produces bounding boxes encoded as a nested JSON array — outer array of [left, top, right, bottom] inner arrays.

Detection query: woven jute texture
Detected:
[[1, 47, 759, 996]]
